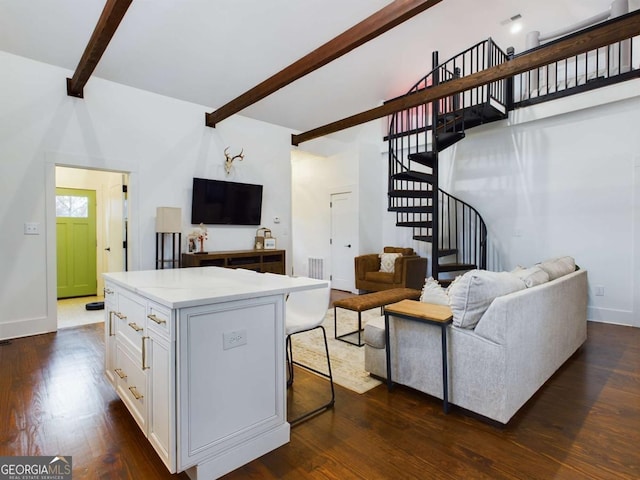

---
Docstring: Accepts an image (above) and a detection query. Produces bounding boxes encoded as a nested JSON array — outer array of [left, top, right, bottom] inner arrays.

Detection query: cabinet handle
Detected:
[[114, 312, 127, 320], [108, 311, 115, 336], [114, 368, 127, 379], [128, 386, 144, 400], [147, 314, 166, 325], [142, 336, 150, 370], [104, 287, 114, 295], [128, 322, 143, 332]]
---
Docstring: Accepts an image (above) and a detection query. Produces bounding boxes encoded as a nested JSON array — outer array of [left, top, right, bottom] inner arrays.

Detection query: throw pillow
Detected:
[[379, 252, 402, 273], [419, 277, 449, 305], [511, 265, 550, 287], [448, 270, 526, 329], [536, 256, 576, 280]]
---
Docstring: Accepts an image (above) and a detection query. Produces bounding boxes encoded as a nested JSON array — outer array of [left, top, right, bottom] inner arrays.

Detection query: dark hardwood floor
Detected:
[[0, 298, 638, 479]]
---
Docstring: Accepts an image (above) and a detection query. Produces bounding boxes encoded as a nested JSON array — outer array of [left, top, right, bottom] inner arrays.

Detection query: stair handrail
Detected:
[[438, 188, 487, 270], [387, 38, 509, 168]]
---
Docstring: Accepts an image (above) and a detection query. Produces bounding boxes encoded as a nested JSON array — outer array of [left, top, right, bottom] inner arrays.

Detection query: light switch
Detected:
[[24, 222, 40, 235]]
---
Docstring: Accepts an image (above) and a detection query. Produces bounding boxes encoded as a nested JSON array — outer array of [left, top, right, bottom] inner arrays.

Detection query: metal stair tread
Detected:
[[396, 221, 433, 228], [389, 190, 433, 198], [392, 171, 434, 183], [408, 152, 436, 167], [438, 262, 477, 272], [388, 205, 433, 213]]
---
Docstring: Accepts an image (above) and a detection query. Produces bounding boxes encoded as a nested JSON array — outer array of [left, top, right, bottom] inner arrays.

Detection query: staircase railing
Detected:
[[387, 38, 506, 276], [439, 189, 487, 273], [513, 16, 639, 106], [387, 38, 509, 198]]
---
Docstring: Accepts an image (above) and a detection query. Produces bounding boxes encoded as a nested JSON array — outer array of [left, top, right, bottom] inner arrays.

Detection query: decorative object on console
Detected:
[[187, 223, 208, 253], [223, 146, 244, 175], [264, 231, 276, 250], [254, 227, 271, 250], [155, 207, 182, 269]]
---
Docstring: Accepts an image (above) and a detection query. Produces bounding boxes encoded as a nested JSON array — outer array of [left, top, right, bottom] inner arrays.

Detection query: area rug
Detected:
[[290, 308, 383, 394]]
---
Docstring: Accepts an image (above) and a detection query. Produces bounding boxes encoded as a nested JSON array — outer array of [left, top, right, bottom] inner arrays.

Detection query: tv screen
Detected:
[[191, 178, 263, 226]]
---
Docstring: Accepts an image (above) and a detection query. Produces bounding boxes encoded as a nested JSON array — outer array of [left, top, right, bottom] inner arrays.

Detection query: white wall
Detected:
[[436, 80, 640, 327], [291, 122, 384, 290], [0, 51, 294, 340], [291, 148, 358, 279], [263, 73, 639, 328]]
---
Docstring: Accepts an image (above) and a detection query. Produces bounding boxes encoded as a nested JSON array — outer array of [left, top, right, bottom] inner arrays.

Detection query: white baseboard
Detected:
[[587, 306, 637, 327]]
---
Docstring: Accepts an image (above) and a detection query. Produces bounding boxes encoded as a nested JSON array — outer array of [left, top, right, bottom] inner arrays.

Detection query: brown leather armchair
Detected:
[[355, 247, 427, 292]]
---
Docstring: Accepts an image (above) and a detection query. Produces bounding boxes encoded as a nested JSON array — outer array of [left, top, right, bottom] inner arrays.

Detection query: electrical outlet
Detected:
[[24, 222, 40, 235], [223, 329, 247, 350], [595, 285, 605, 296]]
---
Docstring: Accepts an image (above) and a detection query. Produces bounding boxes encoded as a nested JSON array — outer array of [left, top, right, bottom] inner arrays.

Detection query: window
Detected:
[[56, 195, 89, 218]]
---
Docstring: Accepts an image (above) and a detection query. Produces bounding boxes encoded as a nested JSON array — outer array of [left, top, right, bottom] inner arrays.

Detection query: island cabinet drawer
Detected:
[[147, 302, 172, 340], [115, 342, 148, 432], [114, 291, 147, 357], [103, 283, 117, 308]]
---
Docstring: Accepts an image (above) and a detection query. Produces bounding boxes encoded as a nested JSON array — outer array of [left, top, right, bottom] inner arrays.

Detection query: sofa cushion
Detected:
[[537, 256, 575, 280], [379, 252, 402, 273], [419, 277, 449, 305], [511, 266, 549, 287], [363, 316, 386, 349], [365, 271, 395, 284], [448, 270, 526, 329]]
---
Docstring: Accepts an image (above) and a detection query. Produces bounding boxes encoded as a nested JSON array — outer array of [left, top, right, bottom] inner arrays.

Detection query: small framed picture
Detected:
[[264, 237, 276, 250]]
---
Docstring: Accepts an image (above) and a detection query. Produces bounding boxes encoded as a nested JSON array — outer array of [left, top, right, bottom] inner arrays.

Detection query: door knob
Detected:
[[105, 247, 111, 251], [345, 244, 351, 248]]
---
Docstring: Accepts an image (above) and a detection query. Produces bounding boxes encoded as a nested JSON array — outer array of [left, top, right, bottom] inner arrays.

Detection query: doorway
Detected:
[[330, 190, 357, 292], [55, 166, 128, 328]]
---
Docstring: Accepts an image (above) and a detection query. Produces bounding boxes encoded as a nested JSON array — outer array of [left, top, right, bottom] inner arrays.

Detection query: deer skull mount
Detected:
[[224, 147, 244, 175]]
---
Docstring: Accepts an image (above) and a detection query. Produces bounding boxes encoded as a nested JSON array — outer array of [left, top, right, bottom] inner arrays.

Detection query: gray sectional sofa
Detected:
[[364, 262, 588, 424]]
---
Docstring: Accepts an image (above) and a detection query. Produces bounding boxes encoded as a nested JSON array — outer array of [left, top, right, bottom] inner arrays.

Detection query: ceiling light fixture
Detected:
[[500, 13, 523, 35]]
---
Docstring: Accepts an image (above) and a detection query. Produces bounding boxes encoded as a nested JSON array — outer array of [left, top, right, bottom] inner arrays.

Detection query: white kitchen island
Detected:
[[102, 267, 327, 479]]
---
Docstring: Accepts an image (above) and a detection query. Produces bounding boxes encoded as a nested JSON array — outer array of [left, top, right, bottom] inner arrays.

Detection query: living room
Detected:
[[0, 0, 639, 478]]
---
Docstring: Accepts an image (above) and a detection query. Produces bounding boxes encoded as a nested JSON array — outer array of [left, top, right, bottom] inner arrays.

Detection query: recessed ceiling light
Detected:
[[500, 13, 522, 26]]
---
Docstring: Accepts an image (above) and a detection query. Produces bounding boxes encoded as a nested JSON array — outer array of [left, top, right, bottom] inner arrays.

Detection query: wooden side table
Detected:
[[383, 300, 453, 413]]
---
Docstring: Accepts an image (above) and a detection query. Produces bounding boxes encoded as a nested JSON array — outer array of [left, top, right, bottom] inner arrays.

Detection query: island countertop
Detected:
[[103, 267, 327, 309]]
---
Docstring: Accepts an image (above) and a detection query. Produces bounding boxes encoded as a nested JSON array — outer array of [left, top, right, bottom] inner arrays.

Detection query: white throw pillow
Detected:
[[536, 256, 575, 280], [511, 265, 550, 287], [448, 270, 526, 329], [419, 277, 449, 305], [379, 253, 402, 273]]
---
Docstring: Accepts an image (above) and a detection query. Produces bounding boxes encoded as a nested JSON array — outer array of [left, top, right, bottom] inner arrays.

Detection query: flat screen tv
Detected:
[[191, 178, 263, 226]]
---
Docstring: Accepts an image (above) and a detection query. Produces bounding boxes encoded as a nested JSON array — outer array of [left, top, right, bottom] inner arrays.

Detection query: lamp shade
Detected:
[[156, 207, 182, 233]]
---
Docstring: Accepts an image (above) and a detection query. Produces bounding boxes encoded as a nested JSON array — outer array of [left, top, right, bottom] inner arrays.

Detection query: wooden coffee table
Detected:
[[383, 300, 453, 413]]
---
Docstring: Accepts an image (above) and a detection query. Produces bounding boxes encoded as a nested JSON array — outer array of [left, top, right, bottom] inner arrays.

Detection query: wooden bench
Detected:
[[333, 288, 421, 346]]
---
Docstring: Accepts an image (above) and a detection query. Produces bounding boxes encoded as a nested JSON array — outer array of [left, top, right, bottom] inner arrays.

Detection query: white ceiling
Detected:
[[0, 0, 632, 133]]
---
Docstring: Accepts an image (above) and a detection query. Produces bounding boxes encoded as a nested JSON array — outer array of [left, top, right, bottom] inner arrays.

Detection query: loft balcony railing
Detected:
[[513, 15, 640, 106]]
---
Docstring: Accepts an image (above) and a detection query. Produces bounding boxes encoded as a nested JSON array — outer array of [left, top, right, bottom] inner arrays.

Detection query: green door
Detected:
[[56, 188, 97, 299]]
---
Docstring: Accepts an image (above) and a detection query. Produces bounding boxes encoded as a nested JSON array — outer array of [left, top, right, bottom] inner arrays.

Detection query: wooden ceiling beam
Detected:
[[66, 0, 133, 98], [292, 10, 640, 146], [205, 0, 443, 127]]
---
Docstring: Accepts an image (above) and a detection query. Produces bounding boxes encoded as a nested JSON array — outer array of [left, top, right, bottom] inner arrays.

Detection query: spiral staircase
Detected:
[[387, 39, 509, 282]]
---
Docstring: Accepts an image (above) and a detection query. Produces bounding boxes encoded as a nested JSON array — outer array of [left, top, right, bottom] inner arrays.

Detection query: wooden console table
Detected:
[[181, 249, 285, 274]]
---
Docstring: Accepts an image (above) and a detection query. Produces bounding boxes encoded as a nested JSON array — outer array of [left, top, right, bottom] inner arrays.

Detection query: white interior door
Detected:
[[105, 181, 126, 274], [330, 191, 357, 292]]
